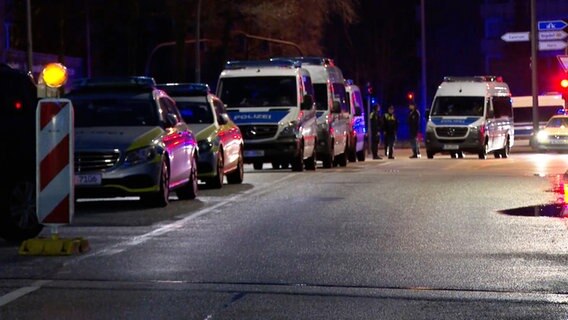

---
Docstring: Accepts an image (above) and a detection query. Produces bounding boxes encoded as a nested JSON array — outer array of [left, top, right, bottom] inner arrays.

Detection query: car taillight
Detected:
[[14, 101, 22, 110]]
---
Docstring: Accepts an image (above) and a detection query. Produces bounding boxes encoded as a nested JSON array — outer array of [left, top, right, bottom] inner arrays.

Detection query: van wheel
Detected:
[[335, 143, 348, 167], [478, 142, 488, 160], [305, 145, 317, 171], [291, 142, 304, 172], [499, 137, 510, 159], [348, 137, 357, 162], [321, 140, 334, 168]]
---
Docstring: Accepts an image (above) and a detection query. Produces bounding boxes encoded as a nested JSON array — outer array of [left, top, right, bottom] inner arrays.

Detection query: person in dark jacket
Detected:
[[369, 104, 383, 159], [408, 103, 421, 158], [382, 105, 398, 159]]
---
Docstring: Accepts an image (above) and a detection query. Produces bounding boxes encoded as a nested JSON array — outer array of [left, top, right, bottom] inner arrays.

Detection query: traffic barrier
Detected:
[[19, 98, 89, 256]]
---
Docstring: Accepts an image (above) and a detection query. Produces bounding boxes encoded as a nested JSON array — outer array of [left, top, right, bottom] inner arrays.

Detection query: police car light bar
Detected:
[[276, 57, 335, 66], [224, 59, 301, 70], [443, 76, 503, 83], [156, 83, 210, 97], [72, 76, 157, 89]]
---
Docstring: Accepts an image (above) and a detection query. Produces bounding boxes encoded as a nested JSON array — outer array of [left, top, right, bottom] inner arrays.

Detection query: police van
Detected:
[[345, 80, 367, 161], [425, 76, 514, 159], [216, 60, 318, 171], [283, 57, 350, 168]]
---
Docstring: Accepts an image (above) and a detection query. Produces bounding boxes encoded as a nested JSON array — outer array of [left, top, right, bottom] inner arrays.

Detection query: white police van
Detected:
[[216, 60, 318, 171], [283, 57, 350, 168], [425, 76, 514, 159], [345, 80, 367, 161]]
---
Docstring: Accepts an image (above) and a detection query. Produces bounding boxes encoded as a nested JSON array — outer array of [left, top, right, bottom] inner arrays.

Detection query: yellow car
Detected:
[[535, 115, 568, 151], [158, 83, 244, 188]]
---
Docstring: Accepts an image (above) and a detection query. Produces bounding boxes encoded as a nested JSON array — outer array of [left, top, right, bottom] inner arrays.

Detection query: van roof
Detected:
[[435, 79, 511, 97], [300, 64, 344, 84], [219, 66, 310, 78]]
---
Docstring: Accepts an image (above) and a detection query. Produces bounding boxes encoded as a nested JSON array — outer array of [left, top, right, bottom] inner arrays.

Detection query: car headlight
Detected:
[[124, 146, 157, 166], [537, 131, 549, 143], [426, 123, 435, 132], [280, 122, 299, 138], [198, 139, 213, 153]]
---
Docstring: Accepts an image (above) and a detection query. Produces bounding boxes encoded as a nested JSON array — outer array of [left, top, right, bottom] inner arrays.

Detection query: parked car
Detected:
[[157, 83, 244, 188], [0, 64, 43, 241], [345, 80, 367, 162], [534, 115, 568, 152], [66, 77, 198, 207]]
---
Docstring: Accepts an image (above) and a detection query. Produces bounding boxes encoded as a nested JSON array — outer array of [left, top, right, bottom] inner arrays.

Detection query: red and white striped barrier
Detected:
[[36, 99, 74, 225]]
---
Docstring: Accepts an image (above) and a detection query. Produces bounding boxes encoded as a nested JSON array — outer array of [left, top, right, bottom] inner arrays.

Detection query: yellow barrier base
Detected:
[[19, 235, 90, 256]]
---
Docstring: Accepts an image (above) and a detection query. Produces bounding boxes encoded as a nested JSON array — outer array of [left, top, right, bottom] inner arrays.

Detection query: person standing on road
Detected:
[[408, 103, 421, 158], [383, 105, 398, 159], [369, 104, 383, 159]]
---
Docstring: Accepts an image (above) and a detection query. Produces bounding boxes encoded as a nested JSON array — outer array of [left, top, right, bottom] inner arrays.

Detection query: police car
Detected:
[[534, 115, 568, 151], [66, 77, 198, 207], [157, 83, 244, 188]]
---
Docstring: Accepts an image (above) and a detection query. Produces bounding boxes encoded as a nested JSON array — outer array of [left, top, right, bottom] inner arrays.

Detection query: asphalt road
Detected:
[[3, 148, 568, 319]]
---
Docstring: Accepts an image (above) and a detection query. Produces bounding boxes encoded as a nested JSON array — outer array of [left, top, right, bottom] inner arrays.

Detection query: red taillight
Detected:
[[14, 101, 23, 110]]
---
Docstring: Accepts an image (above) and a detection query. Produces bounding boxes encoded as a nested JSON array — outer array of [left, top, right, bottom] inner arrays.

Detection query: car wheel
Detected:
[[177, 155, 198, 200], [141, 160, 170, 207], [206, 151, 224, 189], [291, 141, 304, 172], [227, 149, 244, 184], [0, 179, 43, 242]]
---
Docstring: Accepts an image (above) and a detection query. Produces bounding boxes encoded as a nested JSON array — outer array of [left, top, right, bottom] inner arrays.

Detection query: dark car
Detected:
[[0, 64, 43, 241]]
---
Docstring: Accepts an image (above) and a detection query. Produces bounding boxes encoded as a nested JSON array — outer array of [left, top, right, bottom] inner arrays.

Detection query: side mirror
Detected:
[[218, 113, 229, 125], [332, 101, 341, 114], [301, 94, 314, 110], [165, 113, 178, 128], [425, 108, 430, 118], [355, 107, 362, 116]]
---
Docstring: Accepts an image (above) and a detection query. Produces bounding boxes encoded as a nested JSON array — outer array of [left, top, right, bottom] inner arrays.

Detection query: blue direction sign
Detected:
[[538, 20, 568, 31]]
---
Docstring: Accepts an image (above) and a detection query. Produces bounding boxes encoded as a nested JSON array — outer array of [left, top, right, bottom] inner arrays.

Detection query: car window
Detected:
[[176, 100, 214, 124], [547, 117, 568, 128], [160, 97, 182, 124], [219, 76, 297, 108], [73, 98, 159, 127], [431, 97, 485, 117], [331, 83, 348, 113]]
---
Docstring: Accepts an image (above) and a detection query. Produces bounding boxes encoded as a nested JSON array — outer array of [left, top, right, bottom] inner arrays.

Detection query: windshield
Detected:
[[176, 101, 214, 124], [219, 76, 297, 108], [313, 84, 328, 111], [513, 106, 563, 123], [431, 96, 485, 117], [73, 98, 159, 127], [546, 117, 568, 128]]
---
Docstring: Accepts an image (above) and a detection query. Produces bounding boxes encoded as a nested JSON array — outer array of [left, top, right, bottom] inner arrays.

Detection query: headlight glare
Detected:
[[537, 131, 549, 143]]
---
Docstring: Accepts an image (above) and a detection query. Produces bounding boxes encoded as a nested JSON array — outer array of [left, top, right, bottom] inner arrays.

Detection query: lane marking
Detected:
[[68, 173, 299, 261], [0, 280, 51, 307]]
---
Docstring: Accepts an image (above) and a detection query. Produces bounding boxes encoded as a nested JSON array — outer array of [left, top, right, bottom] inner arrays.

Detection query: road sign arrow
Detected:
[[558, 55, 568, 72], [539, 41, 568, 51], [539, 30, 568, 41], [501, 32, 530, 42], [538, 20, 568, 31]]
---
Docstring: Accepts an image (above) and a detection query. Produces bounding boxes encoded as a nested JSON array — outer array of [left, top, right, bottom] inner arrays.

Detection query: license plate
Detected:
[[443, 144, 459, 150], [75, 174, 102, 186], [244, 150, 265, 157]]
